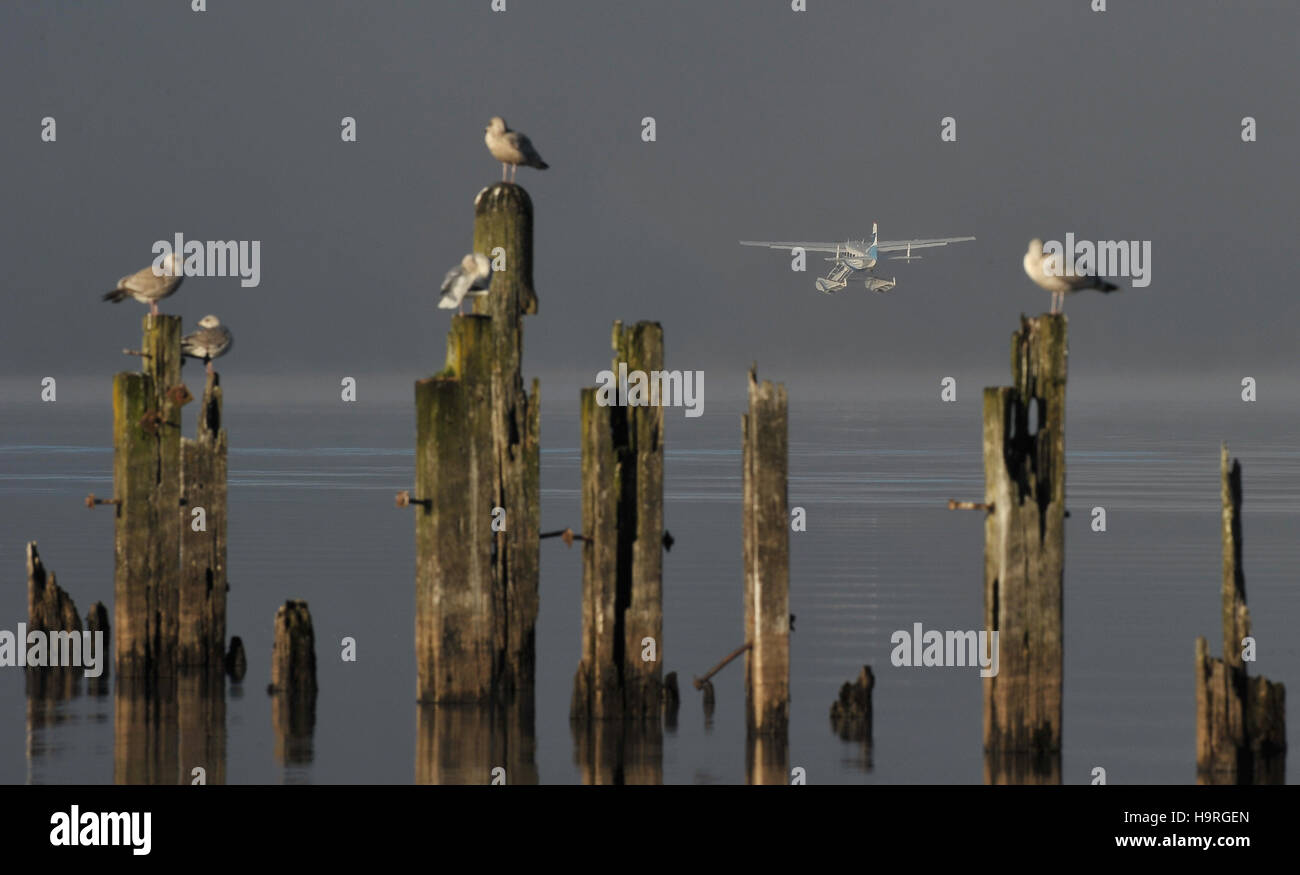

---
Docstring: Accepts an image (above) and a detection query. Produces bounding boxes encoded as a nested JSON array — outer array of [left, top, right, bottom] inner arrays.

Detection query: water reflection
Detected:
[[983, 750, 1061, 785], [416, 696, 537, 785], [571, 718, 663, 785]]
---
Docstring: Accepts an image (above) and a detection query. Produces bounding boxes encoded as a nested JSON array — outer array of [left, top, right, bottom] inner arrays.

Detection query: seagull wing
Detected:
[[439, 267, 471, 309]]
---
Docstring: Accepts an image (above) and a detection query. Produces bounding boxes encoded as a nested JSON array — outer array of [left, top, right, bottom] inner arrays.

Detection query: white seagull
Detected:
[[439, 253, 492, 314], [181, 315, 233, 374], [484, 117, 548, 182], [102, 252, 184, 316], [1023, 238, 1120, 314]]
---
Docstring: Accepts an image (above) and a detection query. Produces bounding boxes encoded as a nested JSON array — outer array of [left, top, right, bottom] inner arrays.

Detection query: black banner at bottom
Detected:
[[1, 785, 1286, 861]]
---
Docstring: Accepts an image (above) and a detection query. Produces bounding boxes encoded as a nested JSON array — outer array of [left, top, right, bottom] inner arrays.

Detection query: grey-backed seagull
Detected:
[[1023, 238, 1120, 314], [484, 117, 549, 182]]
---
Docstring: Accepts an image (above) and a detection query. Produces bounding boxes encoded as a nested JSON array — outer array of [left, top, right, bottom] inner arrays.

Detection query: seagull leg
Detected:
[[150, 300, 159, 317], [206, 359, 214, 376]]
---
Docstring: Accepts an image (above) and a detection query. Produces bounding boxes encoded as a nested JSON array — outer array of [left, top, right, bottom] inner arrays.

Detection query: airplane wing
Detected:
[[739, 240, 851, 253], [874, 236, 975, 253]]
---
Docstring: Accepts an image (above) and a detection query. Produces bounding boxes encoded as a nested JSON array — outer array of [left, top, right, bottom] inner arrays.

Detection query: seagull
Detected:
[[484, 117, 548, 182], [181, 315, 233, 375], [439, 253, 492, 314], [1023, 238, 1120, 314], [102, 252, 184, 316]]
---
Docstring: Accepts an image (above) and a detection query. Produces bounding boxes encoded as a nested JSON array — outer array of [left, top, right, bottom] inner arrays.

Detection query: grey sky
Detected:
[[1, 1, 1296, 405]]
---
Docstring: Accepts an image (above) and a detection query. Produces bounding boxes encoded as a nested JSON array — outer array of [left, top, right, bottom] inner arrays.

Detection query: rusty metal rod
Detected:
[[540, 527, 590, 546], [693, 641, 751, 690], [85, 493, 120, 509]]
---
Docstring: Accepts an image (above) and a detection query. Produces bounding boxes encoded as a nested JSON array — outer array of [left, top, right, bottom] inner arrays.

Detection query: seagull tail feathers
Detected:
[[1097, 279, 1120, 292], [533, 159, 549, 170], [102, 289, 127, 303]]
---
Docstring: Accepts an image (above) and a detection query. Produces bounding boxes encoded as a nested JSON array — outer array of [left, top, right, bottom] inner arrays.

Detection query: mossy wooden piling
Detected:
[[413, 182, 540, 703], [571, 321, 666, 725], [981, 314, 1066, 760], [113, 314, 185, 679], [474, 183, 541, 694], [180, 371, 228, 670], [415, 316, 495, 702], [743, 367, 790, 738], [1195, 445, 1286, 784]]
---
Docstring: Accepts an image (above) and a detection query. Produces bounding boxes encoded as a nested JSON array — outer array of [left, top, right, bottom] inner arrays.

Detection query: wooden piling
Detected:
[[743, 367, 790, 736], [473, 183, 541, 694], [981, 314, 1066, 758], [180, 371, 228, 670], [415, 316, 495, 703], [114, 314, 185, 679], [411, 184, 541, 703], [1195, 445, 1286, 783], [571, 321, 667, 724], [269, 600, 318, 766]]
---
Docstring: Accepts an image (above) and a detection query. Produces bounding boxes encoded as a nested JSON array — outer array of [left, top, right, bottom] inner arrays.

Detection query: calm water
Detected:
[[2, 391, 1297, 784]]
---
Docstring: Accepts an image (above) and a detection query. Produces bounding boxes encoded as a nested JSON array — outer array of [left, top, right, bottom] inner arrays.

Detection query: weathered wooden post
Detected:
[[981, 314, 1065, 769], [414, 315, 495, 702], [269, 599, 318, 765], [571, 321, 666, 724], [473, 183, 541, 695], [743, 367, 790, 739], [410, 183, 541, 704], [1195, 445, 1286, 784], [180, 371, 228, 670], [114, 314, 185, 679]]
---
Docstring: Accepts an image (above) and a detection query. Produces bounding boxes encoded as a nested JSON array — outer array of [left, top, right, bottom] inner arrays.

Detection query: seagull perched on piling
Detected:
[[181, 315, 232, 374], [102, 252, 183, 316], [1023, 238, 1120, 314], [484, 117, 548, 182], [439, 253, 492, 314]]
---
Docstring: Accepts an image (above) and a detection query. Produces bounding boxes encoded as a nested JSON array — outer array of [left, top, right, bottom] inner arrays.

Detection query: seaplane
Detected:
[[740, 223, 975, 294]]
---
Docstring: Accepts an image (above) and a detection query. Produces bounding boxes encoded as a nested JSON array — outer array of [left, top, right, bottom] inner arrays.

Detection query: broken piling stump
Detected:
[[225, 636, 247, 682], [179, 371, 228, 671], [25, 542, 85, 700], [1194, 445, 1286, 784], [269, 600, 318, 765], [981, 314, 1065, 766], [85, 601, 111, 695], [743, 367, 790, 738], [113, 314, 185, 679], [571, 321, 666, 724]]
